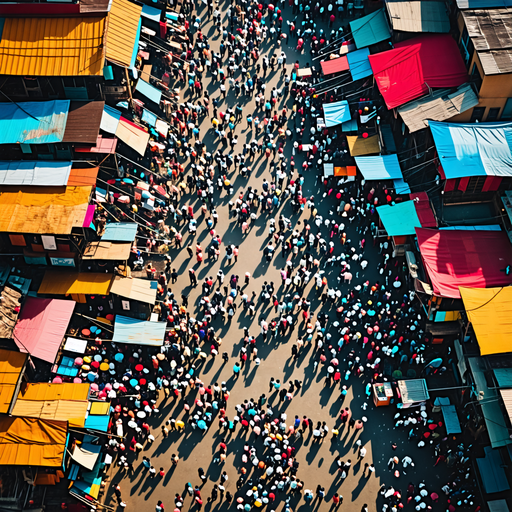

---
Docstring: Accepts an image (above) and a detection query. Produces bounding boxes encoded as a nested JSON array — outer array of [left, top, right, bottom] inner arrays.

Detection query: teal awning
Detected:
[[377, 200, 422, 236], [350, 9, 391, 49], [476, 446, 510, 494]]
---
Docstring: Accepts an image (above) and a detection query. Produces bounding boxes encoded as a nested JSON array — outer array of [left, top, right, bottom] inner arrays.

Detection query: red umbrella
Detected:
[[135, 364, 143, 372]]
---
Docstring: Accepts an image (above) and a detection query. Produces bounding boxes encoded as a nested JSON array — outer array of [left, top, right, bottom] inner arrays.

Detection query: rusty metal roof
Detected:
[[0, 17, 106, 76], [62, 101, 105, 144]]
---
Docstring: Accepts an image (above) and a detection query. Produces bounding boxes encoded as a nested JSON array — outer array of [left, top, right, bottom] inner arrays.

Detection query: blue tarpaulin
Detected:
[[347, 48, 373, 81], [355, 154, 403, 180], [393, 178, 411, 194], [113, 315, 166, 345], [102, 223, 138, 242], [431, 121, 512, 179], [341, 118, 358, 132], [84, 414, 110, 432], [142, 109, 158, 127], [130, 19, 142, 71], [141, 4, 161, 21], [441, 405, 462, 434], [377, 201, 422, 236], [350, 9, 391, 49], [323, 100, 351, 128], [100, 105, 122, 135], [135, 79, 162, 104], [0, 100, 70, 144]]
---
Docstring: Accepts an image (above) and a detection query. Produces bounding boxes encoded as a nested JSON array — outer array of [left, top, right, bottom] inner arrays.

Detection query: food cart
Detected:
[[373, 382, 393, 407]]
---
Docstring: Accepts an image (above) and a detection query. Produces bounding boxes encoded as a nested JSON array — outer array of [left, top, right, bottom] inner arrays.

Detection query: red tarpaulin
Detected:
[[416, 228, 512, 299], [409, 192, 437, 228], [320, 56, 349, 75], [369, 34, 468, 109], [13, 298, 75, 363]]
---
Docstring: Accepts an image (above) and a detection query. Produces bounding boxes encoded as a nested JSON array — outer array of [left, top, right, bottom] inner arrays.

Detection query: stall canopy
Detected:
[[112, 315, 166, 345], [320, 56, 349, 75], [100, 105, 122, 135], [430, 120, 512, 179], [323, 101, 351, 127], [476, 446, 510, 493], [469, 357, 512, 448], [0, 161, 72, 187], [0, 286, 22, 339], [0, 100, 70, 144], [38, 271, 113, 296], [347, 48, 373, 81], [141, 4, 161, 21], [102, 222, 138, 242], [0, 185, 91, 235], [0, 417, 68, 467], [354, 154, 403, 180], [442, 405, 462, 434], [398, 84, 479, 133], [350, 9, 391, 49], [459, 286, 512, 355], [135, 79, 162, 104], [369, 34, 468, 109], [386, 1, 450, 33], [397, 379, 429, 404], [0, 350, 27, 415], [347, 135, 380, 156], [416, 228, 512, 298], [13, 298, 75, 363], [71, 442, 101, 471], [410, 192, 437, 227], [110, 276, 157, 304], [115, 118, 150, 156], [377, 201, 422, 236], [82, 241, 132, 260], [11, 383, 90, 428]]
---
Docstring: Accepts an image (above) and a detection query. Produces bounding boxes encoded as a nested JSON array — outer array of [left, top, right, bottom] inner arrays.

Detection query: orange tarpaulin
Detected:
[[334, 166, 357, 177], [0, 417, 67, 467], [0, 350, 27, 414]]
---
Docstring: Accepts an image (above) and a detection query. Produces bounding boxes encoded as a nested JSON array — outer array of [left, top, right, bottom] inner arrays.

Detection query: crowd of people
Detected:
[[84, 0, 484, 510]]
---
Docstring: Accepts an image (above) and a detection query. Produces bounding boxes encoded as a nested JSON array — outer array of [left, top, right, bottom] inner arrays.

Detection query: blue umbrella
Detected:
[[87, 372, 97, 382], [114, 353, 124, 362], [123, 178, 134, 184], [197, 420, 207, 430], [367, 310, 376, 316], [428, 357, 443, 368], [130, 378, 138, 387], [142, 190, 152, 199]]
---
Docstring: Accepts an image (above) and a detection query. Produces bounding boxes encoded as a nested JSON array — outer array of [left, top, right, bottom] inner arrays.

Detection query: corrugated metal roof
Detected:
[[63, 101, 105, 144], [386, 1, 450, 33], [398, 84, 479, 132], [488, 500, 510, 512], [441, 405, 462, 434], [0, 161, 72, 187], [0, 17, 105, 76], [463, 9, 512, 74], [80, 0, 112, 13], [500, 389, 512, 424], [494, 368, 512, 387], [0, 100, 70, 145], [105, 0, 142, 68], [0, 186, 91, 234], [397, 379, 430, 403]]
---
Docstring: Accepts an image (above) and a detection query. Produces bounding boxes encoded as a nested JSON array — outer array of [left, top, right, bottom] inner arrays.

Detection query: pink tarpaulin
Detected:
[[82, 205, 96, 228], [369, 35, 468, 109], [409, 192, 437, 228], [416, 228, 512, 299], [321, 56, 349, 75], [13, 298, 75, 363]]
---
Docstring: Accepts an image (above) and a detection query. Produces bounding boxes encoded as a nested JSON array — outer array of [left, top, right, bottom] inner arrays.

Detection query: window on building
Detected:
[[470, 107, 486, 122], [501, 98, 512, 120], [459, 26, 475, 67], [486, 108, 500, 121], [470, 63, 483, 93]]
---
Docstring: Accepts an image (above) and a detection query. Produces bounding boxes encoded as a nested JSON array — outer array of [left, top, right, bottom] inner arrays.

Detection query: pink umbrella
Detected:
[[52, 376, 63, 383]]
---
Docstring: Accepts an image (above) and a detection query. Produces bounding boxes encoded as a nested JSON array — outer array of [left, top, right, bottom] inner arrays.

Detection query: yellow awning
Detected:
[[0, 17, 105, 76], [11, 383, 91, 428], [0, 186, 92, 234], [0, 417, 67, 467], [459, 286, 512, 356], [0, 350, 27, 414], [105, 0, 142, 68], [347, 135, 381, 156], [82, 241, 132, 260], [38, 271, 113, 296]]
